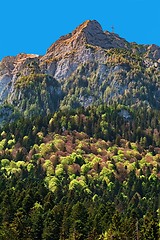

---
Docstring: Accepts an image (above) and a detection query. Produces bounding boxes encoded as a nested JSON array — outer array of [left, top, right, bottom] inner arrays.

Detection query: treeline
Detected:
[[1, 104, 160, 150]]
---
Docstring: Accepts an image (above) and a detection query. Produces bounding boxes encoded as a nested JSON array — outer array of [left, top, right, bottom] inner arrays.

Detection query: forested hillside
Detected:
[[0, 104, 159, 239]]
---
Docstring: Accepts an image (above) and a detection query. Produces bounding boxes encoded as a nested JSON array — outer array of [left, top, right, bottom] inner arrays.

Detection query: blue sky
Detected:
[[0, 0, 160, 61]]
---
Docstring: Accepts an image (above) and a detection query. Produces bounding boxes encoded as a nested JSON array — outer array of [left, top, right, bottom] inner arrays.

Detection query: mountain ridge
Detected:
[[0, 20, 160, 124], [1, 20, 160, 80]]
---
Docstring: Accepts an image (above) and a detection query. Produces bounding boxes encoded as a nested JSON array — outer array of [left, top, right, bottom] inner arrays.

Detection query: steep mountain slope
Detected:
[[0, 20, 160, 123]]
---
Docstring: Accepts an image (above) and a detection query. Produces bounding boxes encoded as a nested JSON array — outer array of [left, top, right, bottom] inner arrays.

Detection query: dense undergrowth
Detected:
[[0, 104, 159, 239]]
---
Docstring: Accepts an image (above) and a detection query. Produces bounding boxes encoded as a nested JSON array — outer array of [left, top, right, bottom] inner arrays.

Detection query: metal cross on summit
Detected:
[[111, 25, 114, 33]]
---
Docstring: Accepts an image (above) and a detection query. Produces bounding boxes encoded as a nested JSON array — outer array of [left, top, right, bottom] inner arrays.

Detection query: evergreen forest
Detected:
[[0, 104, 159, 239]]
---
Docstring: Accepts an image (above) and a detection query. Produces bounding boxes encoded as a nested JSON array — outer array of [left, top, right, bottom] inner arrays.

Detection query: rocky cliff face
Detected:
[[0, 20, 160, 123]]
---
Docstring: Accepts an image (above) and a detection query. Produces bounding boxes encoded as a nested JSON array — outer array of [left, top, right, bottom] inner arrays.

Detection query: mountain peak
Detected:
[[45, 20, 130, 60], [72, 19, 103, 34], [46, 20, 103, 56]]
